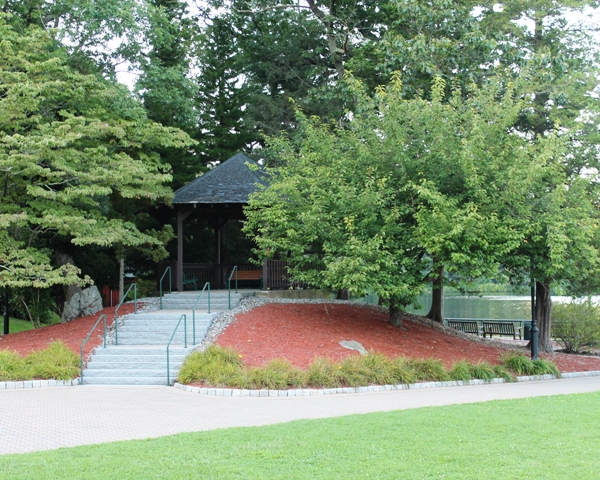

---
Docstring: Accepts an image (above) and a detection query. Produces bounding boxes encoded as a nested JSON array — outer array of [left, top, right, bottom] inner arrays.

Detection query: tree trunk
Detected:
[[389, 303, 403, 327], [336, 288, 349, 300], [54, 251, 82, 320], [536, 279, 553, 353], [54, 251, 82, 303], [426, 264, 444, 323], [119, 256, 125, 302]]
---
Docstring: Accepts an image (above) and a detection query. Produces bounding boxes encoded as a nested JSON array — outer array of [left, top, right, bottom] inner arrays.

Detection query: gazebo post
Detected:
[[262, 259, 269, 291], [177, 209, 184, 292]]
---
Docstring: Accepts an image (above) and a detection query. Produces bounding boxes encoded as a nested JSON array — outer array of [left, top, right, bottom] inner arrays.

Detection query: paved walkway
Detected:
[[2, 376, 600, 455]]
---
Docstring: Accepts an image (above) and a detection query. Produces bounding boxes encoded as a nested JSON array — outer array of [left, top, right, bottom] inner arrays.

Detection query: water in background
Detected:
[[408, 292, 531, 320]]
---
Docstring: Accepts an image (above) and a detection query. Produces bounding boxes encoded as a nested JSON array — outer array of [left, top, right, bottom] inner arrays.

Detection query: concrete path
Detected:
[[2, 376, 600, 455]]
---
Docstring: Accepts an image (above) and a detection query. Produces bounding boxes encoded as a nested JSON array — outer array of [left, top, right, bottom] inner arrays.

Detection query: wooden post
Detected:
[[262, 259, 269, 291], [177, 209, 183, 292]]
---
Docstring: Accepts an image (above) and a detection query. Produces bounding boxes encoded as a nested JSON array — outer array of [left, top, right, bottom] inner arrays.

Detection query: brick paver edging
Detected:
[[0, 378, 80, 390], [173, 370, 600, 397]]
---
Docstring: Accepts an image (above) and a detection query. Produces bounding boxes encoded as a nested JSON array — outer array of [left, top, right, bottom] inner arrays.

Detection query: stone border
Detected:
[[173, 370, 600, 397], [0, 378, 80, 390]]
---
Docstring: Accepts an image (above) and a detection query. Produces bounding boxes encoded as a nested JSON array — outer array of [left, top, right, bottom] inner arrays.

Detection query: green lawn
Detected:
[[1, 392, 599, 479], [1, 317, 34, 334]]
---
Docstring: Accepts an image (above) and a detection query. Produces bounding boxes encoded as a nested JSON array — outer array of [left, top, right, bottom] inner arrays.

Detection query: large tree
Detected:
[[0, 18, 193, 297], [244, 73, 560, 326]]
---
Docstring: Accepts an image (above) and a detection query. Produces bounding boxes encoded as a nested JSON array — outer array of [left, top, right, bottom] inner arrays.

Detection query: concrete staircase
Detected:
[[81, 291, 245, 385]]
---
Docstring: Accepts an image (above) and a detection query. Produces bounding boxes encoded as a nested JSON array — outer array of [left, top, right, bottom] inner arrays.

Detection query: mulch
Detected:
[[215, 302, 600, 373], [0, 304, 137, 358], [2, 301, 599, 374]]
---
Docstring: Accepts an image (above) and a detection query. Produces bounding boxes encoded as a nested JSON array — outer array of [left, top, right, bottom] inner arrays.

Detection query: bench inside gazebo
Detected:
[[162, 153, 299, 292]]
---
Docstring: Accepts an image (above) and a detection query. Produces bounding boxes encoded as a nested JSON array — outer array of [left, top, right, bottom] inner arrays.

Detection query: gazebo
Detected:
[[168, 153, 274, 291]]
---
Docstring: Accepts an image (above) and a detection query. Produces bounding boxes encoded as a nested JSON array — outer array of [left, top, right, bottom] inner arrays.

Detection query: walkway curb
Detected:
[[173, 369, 600, 397]]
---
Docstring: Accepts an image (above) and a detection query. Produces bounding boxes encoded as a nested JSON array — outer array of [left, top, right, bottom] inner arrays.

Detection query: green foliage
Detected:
[[501, 353, 560, 377], [448, 360, 472, 381], [0, 341, 79, 381], [404, 358, 450, 382], [305, 357, 343, 388], [177, 346, 521, 388], [339, 352, 398, 387], [245, 359, 306, 390], [468, 361, 497, 382], [552, 300, 600, 353], [0, 17, 194, 289], [0, 350, 28, 381]]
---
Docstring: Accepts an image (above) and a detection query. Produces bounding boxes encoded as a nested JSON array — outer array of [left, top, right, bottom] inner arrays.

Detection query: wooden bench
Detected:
[[447, 320, 481, 336], [230, 270, 262, 288], [482, 321, 522, 340]]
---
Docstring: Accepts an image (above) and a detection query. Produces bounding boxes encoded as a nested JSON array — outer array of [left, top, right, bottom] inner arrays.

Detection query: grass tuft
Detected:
[[501, 353, 559, 377], [448, 360, 472, 381]]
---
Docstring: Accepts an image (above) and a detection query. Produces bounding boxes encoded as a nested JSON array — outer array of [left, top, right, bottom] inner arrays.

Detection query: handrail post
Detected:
[[192, 282, 211, 345], [167, 314, 186, 385], [159, 266, 172, 310], [80, 314, 107, 385], [227, 266, 238, 309], [114, 283, 137, 346]]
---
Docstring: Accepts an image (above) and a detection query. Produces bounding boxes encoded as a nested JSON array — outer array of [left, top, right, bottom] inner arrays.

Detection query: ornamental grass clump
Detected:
[[468, 361, 496, 381], [177, 346, 243, 385], [25, 341, 79, 380], [405, 358, 449, 381], [448, 360, 472, 381], [245, 359, 305, 390], [501, 353, 559, 377], [339, 352, 397, 387], [306, 357, 343, 388], [0, 350, 29, 381]]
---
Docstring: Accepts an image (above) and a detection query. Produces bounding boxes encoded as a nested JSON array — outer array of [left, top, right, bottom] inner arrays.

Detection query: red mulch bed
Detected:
[[216, 303, 600, 373], [3, 301, 600, 374], [0, 304, 137, 358]]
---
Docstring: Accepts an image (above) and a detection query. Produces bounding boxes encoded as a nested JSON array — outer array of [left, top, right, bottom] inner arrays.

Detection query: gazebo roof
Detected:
[[173, 153, 267, 205]]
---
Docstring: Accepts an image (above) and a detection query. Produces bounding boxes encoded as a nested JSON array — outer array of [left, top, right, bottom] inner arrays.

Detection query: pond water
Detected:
[[356, 291, 599, 321]]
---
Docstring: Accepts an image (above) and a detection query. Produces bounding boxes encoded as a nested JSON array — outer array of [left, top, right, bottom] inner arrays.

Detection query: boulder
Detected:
[[61, 285, 103, 323]]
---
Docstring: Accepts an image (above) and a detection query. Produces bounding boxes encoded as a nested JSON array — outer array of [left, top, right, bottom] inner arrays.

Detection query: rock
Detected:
[[61, 286, 103, 323], [339, 340, 368, 356]]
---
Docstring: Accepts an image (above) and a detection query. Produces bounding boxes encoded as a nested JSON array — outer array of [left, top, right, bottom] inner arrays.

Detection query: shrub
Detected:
[[339, 353, 398, 387], [551, 299, 600, 353], [468, 361, 496, 381], [448, 361, 472, 381], [246, 359, 305, 390], [0, 350, 29, 381], [392, 357, 418, 385], [501, 353, 559, 377], [405, 358, 449, 381], [306, 357, 343, 388], [177, 346, 243, 385], [25, 341, 79, 380]]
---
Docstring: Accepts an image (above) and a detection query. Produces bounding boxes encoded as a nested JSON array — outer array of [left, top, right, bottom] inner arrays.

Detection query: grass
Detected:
[[0, 392, 599, 478], [178, 346, 560, 389], [0, 317, 35, 333], [0, 341, 79, 381]]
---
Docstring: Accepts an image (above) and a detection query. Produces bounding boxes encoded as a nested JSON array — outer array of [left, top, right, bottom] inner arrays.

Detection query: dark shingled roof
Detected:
[[173, 153, 267, 205]]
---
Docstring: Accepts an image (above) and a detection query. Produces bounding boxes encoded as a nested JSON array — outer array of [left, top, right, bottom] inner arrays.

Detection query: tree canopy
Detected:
[[0, 17, 194, 289]]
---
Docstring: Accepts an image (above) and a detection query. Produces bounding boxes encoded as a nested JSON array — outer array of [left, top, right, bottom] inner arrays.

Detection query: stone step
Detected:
[[82, 368, 180, 378], [82, 377, 171, 386], [116, 328, 208, 339], [115, 338, 200, 346], [91, 346, 192, 357], [86, 361, 184, 370]]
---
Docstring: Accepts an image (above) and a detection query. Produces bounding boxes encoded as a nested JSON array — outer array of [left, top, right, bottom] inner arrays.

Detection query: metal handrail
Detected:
[[192, 282, 211, 346], [79, 314, 107, 384], [114, 283, 137, 345], [166, 314, 187, 385], [227, 266, 238, 309], [159, 266, 172, 310]]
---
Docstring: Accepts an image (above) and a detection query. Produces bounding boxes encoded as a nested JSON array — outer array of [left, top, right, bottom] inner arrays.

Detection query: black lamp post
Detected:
[[530, 279, 539, 360]]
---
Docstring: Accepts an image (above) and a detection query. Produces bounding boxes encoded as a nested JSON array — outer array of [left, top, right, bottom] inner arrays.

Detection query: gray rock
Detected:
[[339, 340, 368, 356], [61, 286, 103, 323]]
